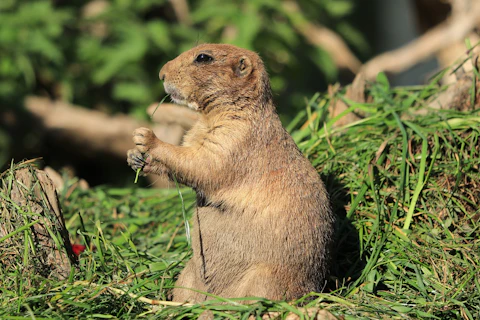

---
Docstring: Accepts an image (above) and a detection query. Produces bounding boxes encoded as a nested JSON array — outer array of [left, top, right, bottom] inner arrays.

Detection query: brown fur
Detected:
[[127, 44, 335, 303]]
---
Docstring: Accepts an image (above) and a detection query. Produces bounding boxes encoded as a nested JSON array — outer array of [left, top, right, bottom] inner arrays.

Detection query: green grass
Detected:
[[1, 71, 479, 319]]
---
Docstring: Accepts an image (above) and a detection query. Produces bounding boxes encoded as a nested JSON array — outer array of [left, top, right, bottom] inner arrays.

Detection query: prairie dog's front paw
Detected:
[[133, 127, 158, 154], [127, 147, 168, 176], [127, 148, 148, 173]]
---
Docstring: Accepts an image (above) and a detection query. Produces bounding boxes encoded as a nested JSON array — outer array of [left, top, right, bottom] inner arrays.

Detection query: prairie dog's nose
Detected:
[[159, 61, 171, 81]]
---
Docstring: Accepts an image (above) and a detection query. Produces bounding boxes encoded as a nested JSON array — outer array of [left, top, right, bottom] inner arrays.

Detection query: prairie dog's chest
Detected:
[[181, 120, 211, 147], [182, 117, 243, 148]]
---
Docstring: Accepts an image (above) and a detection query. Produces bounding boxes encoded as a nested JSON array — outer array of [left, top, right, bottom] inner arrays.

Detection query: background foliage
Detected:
[[0, 0, 367, 117]]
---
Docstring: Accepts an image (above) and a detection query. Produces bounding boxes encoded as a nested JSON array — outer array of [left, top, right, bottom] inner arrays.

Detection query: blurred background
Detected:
[[0, 0, 477, 186]]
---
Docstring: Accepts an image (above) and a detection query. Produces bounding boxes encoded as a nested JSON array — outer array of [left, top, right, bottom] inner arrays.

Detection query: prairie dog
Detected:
[[127, 44, 334, 302]]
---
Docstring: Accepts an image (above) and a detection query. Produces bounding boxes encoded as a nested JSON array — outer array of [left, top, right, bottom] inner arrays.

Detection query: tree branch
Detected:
[[361, 0, 480, 80], [282, 0, 362, 74], [169, 0, 192, 26]]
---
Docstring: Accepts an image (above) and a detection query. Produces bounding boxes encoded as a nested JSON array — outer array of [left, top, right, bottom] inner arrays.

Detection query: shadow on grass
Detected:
[[322, 173, 365, 292]]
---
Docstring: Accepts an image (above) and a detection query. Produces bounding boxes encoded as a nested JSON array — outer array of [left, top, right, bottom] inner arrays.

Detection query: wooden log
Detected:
[[0, 161, 77, 280]]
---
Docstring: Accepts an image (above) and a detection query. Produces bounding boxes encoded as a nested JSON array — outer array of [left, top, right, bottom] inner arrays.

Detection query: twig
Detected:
[[282, 0, 361, 74], [70, 281, 193, 307], [169, 0, 192, 26], [361, 0, 480, 80], [327, 72, 366, 127]]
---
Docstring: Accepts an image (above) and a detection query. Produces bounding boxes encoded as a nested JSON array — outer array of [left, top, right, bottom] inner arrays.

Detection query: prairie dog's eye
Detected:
[[195, 53, 213, 63]]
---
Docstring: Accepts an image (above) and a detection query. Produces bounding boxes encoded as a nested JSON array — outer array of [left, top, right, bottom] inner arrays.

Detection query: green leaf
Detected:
[[93, 25, 148, 84], [376, 72, 390, 90], [337, 22, 369, 54], [147, 20, 173, 52], [310, 47, 338, 81], [391, 305, 413, 313], [113, 82, 152, 103], [324, 1, 354, 17], [231, 10, 261, 49]]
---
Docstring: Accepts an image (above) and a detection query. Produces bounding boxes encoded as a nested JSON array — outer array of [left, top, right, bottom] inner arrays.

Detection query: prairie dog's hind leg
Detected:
[[221, 264, 308, 301], [172, 259, 208, 303]]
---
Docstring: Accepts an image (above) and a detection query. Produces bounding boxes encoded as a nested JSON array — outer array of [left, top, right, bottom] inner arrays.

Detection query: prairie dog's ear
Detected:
[[235, 56, 252, 77]]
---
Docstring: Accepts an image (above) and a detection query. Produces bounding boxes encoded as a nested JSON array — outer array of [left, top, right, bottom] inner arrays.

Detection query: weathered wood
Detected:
[[0, 163, 77, 280]]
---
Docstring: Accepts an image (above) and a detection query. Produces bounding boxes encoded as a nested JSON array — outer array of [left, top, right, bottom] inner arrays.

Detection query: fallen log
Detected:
[[25, 97, 196, 157], [24, 96, 198, 187]]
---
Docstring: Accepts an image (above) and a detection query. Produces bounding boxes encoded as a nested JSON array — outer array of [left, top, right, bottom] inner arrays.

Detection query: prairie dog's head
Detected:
[[159, 44, 272, 113]]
